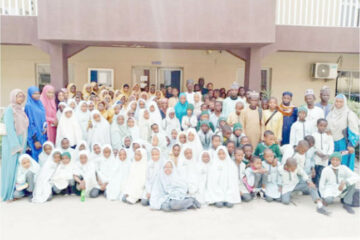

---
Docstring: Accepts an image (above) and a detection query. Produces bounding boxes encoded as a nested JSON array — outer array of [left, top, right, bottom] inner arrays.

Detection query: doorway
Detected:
[[157, 67, 183, 92]]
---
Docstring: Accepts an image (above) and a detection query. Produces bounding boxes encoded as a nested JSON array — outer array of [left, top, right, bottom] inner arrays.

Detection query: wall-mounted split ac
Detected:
[[311, 63, 338, 79]]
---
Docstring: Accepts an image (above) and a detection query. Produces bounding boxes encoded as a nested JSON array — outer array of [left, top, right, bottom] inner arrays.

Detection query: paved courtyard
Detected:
[[1, 194, 359, 240]]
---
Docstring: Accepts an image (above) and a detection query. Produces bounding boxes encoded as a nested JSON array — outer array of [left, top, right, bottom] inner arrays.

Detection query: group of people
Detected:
[[1, 78, 359, 214]]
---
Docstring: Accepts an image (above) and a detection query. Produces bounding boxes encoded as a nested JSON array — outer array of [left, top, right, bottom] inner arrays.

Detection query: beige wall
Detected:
[[1, 45, 359, 107]]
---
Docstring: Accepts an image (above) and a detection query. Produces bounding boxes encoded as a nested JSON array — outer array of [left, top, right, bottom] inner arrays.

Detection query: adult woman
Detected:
[[327, 94, 359, 170], [174, 93, 188, 124], [1, 89, 29, 201], [67, 83, 77, 99], [40, 85, 57, 143], [25, 86, 47, 161]]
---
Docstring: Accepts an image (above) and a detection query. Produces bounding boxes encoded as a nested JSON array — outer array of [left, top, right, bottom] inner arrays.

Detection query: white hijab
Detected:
[[184, 128, 203, 160], [163, 107, 181, 133], [195, 151, 213, 204], [144, 147, 163, 196], [56, 107, 83, 147], [51, 153, 76, 190], [32, 149, 61, 203], [76, 101, 90, 140], [127, 117, 140, 140], [123, 148, 148, 204], [74, 150, 99, 196], [97, 144, 118, 183], [38, 141, 54, 167], [111, 113, 129, 150], [138, 109, 152, 142], [89, 143, 102, 170], [207, 146, 240, 204], [88, 110, 111, 147], [106, 148, 132, 200], [16, 154, 40, 185], [74, 140, 89, 161], [177, 146, 198, 195], [148, 101, 162, 126]]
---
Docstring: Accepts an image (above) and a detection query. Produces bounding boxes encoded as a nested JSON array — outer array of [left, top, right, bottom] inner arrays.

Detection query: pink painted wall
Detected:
[[37, 0, 276, 44]]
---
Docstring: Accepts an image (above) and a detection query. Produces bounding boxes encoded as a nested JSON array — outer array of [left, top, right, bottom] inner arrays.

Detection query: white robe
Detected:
[[75, 101, 90, 141], [87, 110, 111, 147], [38, 141, 54, 167], [262, 161, 281, 199], [97, 145, 118, 183], [16, 154, 40, 186], [56, 107, 83, 147], [177, 147, 199, 196], [194, 151, 212, 205], [207, 146, 241, 204]]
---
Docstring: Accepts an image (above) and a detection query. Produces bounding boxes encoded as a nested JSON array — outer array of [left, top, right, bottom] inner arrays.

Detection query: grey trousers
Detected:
[[241, 193, 252, 202], [13, 172, 35, 199], [160, 198, 195, 211], [52, 179, 75, 194], [88, 188, 103, 198], [281, 181, 320, 205], [323, 184, 356, 206]]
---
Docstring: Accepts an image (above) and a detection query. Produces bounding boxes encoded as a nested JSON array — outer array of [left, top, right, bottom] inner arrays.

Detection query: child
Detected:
[[123, 148, 148, 204], [59, 138, 76, 159], [254, 130, 282, 162], [150, 160, 200, 211], [209, 135, 221, 158], [262, 97, 283, 143], [127, 117, 140, 140], [181, 104, 197, 131], [242, 144, 253, 165], [262, 149, 281, 202], [226, 141, 236, 160], [319, 152, 360, 214], [141, 148, 162, 206], [178, 147, 198, 197], [76, 101, 90, 141], [32, 149, 62, 203], [292, 140, 310, 171], [176, 131, 187, 147], [312, 119, 334, 186], [163, 107, 181, 133], [304, 135, 316, 179], [289, 106, 313, 147], [90, 143, 102, 170], [195, 151, 212, 205], [214, 117, 227, 135], [169, 144, 181, 166], [234, 148, 252, 202], [219, 125, 232, 146], [227, 101, 244, 127], [207, 146, 240, 207], [51, 152, 76, 195], [185, 128, 203, 159], [239, 136, 250, 148], [230, 123, 246, 148], [110, 114, 128, 151], [74, 140, 89, 160], [56, 102, 67, 122], [94, 145, 118, 197], [56, 107, 83, 148], [13, 154, 40, 199], [38, 141, 54, 167], [87, 110, 111, 147], [279, 158, 330, 215], [106, 148, 131, 201], [243, 156, 267, 199], [197, 120, 214, 150], [138, 109, 152, 142], [196, 111, 215, 132], [167, 128, 179, 150], [73, 150, 99, 198]]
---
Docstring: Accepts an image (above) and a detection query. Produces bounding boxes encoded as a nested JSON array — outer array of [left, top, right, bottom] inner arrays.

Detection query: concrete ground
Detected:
[[1, 194, 359, 240]]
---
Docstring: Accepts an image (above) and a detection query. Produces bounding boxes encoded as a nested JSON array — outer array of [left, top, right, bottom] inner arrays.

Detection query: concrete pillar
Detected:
[[49, 43, 68, 90], [244, 47, 262, 91]]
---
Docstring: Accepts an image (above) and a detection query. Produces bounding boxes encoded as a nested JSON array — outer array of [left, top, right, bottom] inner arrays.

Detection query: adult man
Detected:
[[221, 83, 245, 117], [315, 86, 332, 117], [185, 79, 195, 105], [278, 91, 297, 145], [198, 77, 208, 95], [305, 89, 324, 134]]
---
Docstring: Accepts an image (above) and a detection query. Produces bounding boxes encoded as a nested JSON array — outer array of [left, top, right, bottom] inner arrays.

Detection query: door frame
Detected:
[[156, 67, 184, 91]]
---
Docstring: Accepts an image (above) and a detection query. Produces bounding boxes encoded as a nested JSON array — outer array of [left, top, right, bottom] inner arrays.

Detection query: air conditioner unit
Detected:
[[312, 63, 338, 79]]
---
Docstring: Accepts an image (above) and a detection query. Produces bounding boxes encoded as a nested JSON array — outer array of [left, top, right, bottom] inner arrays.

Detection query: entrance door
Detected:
[[157, 67, 183, 92]]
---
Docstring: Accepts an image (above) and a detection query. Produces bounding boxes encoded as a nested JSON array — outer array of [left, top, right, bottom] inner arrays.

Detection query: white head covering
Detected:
[[126, 117, 140, 140], [106, 148, 132, 200], [97, 144, 118, 183], [147, 101, 162, 126], [38, 141, 54, 167], [74, 150, 99, 196], [149, 160, 188, 210], [67, 98, 77, 109], [144, 147, 163, 195], [89, 142, 102, 170], [75, 100, 90, 140], [16, 154, 40, 185], [207, 146, 240, 204], [195, 150, 213, 204], [56, 107, 83, 147], [88, 110, 111, 147], [51, 152, 76, 190], [138, 109, 152, 142], [176, 131, 187, 147], [32, 149, 62, 203], [123, 148, 148, 204], [111, 113, 129, 150], [163, 107, 181, 133], [184, 128, 203, 159], [177, 146, 198, 195], [74, 140, 89, 160]]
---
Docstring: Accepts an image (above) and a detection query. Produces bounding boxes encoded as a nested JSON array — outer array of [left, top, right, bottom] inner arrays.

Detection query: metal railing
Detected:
[[276, 0, 359, 27], [0, 0, 37, 16]]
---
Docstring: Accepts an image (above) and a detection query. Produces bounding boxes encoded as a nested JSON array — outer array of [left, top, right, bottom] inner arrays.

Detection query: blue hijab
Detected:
[[25, 86, 47, 160], [174, 93, 188, 124]]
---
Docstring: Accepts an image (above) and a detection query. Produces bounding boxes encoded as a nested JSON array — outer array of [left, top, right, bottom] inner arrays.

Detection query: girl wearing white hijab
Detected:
[[56, 102, 67, 122], [106, 148, 131, 200], [51, 152, 76, 195], [193, 92, 203, 118], [74, 150, 100, 198], [177, 146, 198, 197], [87, 110, 111, 147], [56, 107, 83, 147], [38, 141, 54, 167], [149, 160, 201, 211], [138, 109, 152, 142], [32, 149, 62, 203], [127, 117, 140, 140], [111, 114, 129, 150], [136, 99, 147, 119], [184, 128, 203, 160], [207, 146, 241, 207], [74, 140, 89, 161], [162, 107, 181, 133], [195, 151, 212, 205], [176, 131, 187, 147], [141, 147, 163, 206], [13, 154, 40, 199], [76, 101, 90, 141], [148, 101, 163, 127], [89, 143, 102, 170], [167, 128, 179, 150], [126, 101, 137, 119], [67, 98, 77, 110], [123, 148, 148, 204], [93, 145, 118, 197]]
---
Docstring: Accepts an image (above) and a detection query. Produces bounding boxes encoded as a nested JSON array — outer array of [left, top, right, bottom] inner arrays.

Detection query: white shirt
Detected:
[[186, 92, 195, 105], [306, 106, 325, 132], [312, 132, 334, 166], [289, 120, 313, 146]]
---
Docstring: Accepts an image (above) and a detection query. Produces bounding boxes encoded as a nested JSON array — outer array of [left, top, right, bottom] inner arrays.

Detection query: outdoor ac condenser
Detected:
[[311, 63, 338, 79]]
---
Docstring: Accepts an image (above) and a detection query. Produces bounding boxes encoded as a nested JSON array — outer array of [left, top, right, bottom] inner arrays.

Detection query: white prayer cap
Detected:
[[320, 86, 330, 93], [249, 91, 260, 99], [186, 79, 194, 85], [305, 89, 315, 96], [230, 82, 240, 90]]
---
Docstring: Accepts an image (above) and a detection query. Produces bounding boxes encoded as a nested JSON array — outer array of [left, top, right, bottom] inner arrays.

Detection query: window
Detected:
[[341, 0, 360, 27], [336, 70, 359, 101], [261, 68, 272, 92], [88, 68, 114, 88], [35, 64, 51, 91]]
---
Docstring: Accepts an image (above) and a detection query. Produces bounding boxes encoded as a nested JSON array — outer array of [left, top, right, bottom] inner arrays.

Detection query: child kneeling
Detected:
[[14, 154, 39, 199]]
